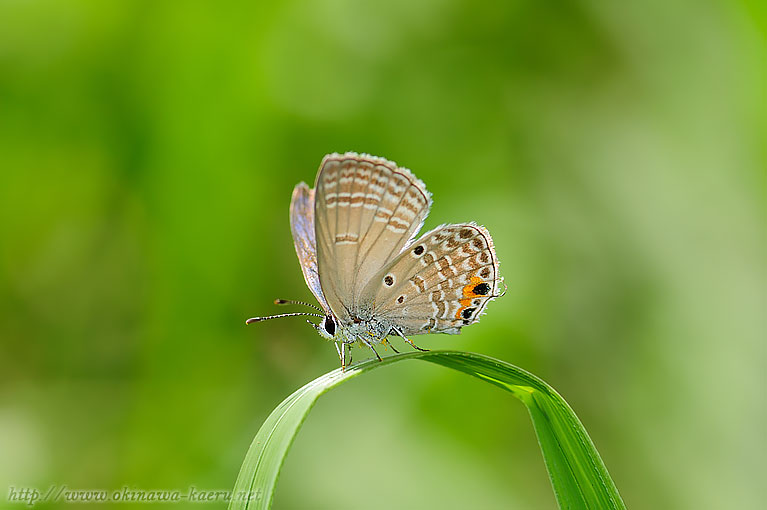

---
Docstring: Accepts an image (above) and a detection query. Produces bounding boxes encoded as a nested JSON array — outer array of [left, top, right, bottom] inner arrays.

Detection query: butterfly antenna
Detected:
[[274, 298, 324, 312], [246, 312, 323, 324]]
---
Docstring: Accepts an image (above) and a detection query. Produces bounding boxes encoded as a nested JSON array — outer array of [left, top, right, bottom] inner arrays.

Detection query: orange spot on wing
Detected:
[[456, 276, 484, 318], [462, 276, 483, 297]]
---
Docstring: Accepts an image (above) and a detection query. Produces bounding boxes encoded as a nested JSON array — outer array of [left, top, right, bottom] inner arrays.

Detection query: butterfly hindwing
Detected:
[[361, 223, 501, 335], [313, 153, 432, 319]]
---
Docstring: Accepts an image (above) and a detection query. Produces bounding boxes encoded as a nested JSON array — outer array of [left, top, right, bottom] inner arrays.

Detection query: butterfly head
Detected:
[[316, 313, 337, 340], [312, 312, 360, 343]]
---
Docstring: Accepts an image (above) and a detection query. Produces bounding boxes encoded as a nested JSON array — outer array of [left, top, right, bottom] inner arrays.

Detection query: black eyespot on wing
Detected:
[[414, 245, 424, 255], [472, 283, 490, 295], [384, 275, 394, 286], [461, 307, 476, 319], [397, 295, 404, 304], [324, 316, 336, 336]]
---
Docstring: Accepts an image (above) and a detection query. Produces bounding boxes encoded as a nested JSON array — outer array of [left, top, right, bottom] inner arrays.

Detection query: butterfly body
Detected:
[[253, 152, 503, 368]]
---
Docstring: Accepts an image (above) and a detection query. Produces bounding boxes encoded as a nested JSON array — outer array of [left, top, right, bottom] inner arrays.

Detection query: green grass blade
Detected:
[[229, 350, 625, 510]]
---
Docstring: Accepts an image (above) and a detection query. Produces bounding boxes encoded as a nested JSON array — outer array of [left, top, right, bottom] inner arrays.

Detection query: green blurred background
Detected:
[[1, 1, 764, 508]]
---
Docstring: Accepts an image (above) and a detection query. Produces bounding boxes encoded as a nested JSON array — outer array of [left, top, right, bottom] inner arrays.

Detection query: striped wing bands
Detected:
[[362, 223, 501, 335], [313, 153, 432, 319]]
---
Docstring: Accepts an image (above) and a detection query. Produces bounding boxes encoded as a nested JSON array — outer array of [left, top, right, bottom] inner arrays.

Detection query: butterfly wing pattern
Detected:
[[285, 152, 501, 366], [313, 153, 432, 320], [359, 222, 501, 336]]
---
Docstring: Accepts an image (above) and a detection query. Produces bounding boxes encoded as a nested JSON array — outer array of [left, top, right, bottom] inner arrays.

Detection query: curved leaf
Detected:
[[229, 350, 625, 510]]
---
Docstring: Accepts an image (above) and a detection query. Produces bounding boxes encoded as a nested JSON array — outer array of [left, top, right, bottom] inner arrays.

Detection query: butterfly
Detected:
[[247, 153, 503, 369]]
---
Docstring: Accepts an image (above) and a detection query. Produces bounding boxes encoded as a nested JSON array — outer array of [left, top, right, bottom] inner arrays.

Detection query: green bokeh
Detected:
[[0, 1, 764, 509]]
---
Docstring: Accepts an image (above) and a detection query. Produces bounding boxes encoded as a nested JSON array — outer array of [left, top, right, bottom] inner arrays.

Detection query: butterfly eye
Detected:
[[323, 315, 336, 336]]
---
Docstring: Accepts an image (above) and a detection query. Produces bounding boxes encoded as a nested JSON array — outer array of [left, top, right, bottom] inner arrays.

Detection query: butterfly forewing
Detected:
[[313, 153, 432, 318], [289, 182, 330, 311], [360, 223, 501, 336]]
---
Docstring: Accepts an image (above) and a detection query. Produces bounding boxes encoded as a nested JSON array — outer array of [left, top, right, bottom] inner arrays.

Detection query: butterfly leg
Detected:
[[334, 341, 343, 366], [392, 326, 429, 352], [359, 337, 383, 362], [340, 342, 353, 371], [403, 337, 429, 352], [384, 338, 400, 354]]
